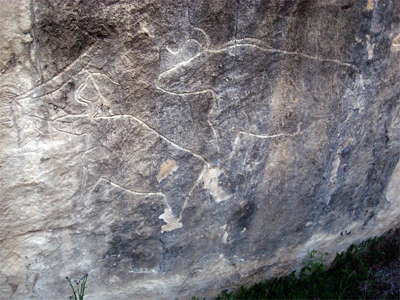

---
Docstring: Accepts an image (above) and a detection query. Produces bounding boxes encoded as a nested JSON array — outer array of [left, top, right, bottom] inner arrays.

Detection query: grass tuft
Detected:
[[66, 273, 88, 300]]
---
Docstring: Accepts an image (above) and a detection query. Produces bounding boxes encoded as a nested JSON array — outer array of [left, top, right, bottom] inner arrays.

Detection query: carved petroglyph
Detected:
[[14, 50, 210, 167], [23, 68, 122, 137], [212, 43, 356, 70], [191, 26, 211, 50], [3, 2, 400, 299], [78, 114, 197, 232], [239, 122, 303, 139], [89, 177, 182, 234], [157, 29, 337, 156], [178, 164, 208, 221], [92, 177, 165, 198], [10, 62, 205, 234], [178, 164, 230, 223], [153, 83, 220, 152], [158, 37, 357, 82], [94, 114, 210, 166], [75, 70, 120, 118], [9, 26, 355, 236], [91, 118, 205, 219], [160, 26, 210, 72], [16, 43, 99, 102]]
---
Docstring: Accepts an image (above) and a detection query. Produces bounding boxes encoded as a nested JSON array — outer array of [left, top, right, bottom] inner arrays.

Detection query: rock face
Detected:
[[1, 0, 400, 299]]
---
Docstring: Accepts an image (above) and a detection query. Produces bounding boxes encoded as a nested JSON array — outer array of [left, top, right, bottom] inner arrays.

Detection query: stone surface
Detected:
[[1, 0, 400, 299]]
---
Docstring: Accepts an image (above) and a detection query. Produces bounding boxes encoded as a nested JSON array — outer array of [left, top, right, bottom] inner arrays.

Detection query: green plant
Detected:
[[66, 274, 88, 300], [299, 249, 327, 277], [214, 228, 400, 299]]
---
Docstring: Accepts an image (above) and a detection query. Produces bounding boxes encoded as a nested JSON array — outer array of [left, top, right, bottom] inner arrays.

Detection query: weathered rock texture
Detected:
[[1, 0, 400, 299]]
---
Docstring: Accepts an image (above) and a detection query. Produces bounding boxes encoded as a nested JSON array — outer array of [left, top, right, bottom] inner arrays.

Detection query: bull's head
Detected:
[[157, 30, 286, 155]]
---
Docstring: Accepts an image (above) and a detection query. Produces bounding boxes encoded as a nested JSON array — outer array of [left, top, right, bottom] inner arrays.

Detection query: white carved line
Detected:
[[178, 164, 208, 221], [52, 127, 86, 136], [158, 52, 204, 79], [192, 26, 211, 49], [209, 43, 356, 70], [27, 113, 89, 136], [16, 43, 98, 101], [92, 176, 182, 233], [219, 37, 357, 69], [94, 114, 210, 167], [165, 46, 179, 55], [53, 114, 89, 122], [28, 113, 89, 123], [90, 71, 121, 86], [75, 76, 92, 105], [158, 37, 357, 82], [154, 83, 220, 152], [96, 177, 165, 197], [239, 122, 303, 139], [88, 73, 108, 105], [224, 123, 304, 163]]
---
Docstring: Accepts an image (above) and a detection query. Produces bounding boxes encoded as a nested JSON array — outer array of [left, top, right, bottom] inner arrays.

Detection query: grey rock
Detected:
[[1, 0, 400, 299]]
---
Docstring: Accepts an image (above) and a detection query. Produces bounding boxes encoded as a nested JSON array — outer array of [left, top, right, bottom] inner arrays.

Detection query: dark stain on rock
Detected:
[[228, 201, 255, 234], [101, 196, 164, 272], [32, 0, 118, 81], [104, 231, 162, 271]]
